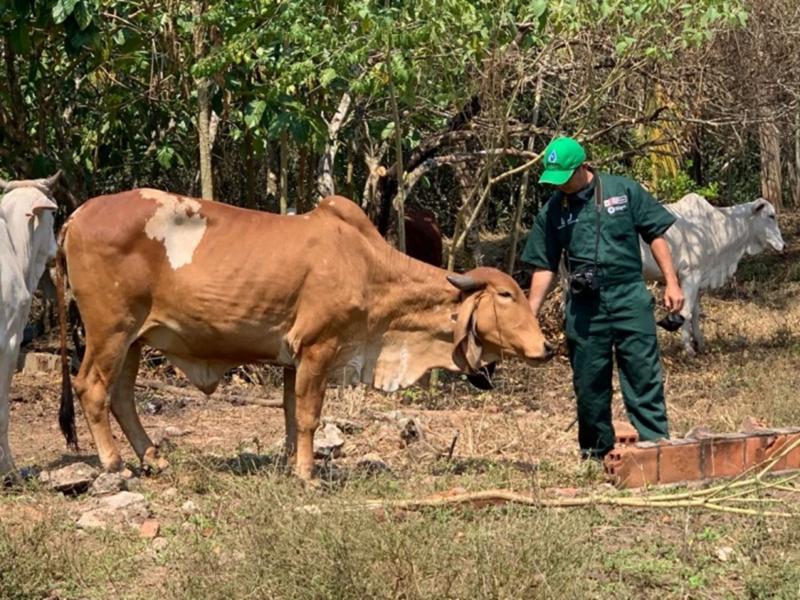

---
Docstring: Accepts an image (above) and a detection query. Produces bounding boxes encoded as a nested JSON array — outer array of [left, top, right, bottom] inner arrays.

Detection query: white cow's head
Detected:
[[748, 198, 785, 255], [0, 171, 61, 292]]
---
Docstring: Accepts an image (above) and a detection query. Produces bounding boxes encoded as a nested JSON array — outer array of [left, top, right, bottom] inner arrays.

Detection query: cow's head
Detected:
[[448, 267, 552, 373], [0, 171, 61, 291], [749, 198, 785, 254]]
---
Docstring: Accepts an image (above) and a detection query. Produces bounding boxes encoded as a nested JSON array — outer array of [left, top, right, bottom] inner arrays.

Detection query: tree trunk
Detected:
[[388, 78, 406, 253], [792, 110, 800, 208], [3, 42, 27, 149], [297, 144, 308, 213], [690, 127, 703, 185], [279, 129, 289, 214], [507, 70, 545, 274], [317, 92, 351, 200], [193, 1, 213, 200], [759, 120, 782, 209], [244, 127, 255, 208]]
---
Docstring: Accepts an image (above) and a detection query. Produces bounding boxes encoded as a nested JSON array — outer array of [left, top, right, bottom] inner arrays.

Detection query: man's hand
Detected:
[[650, 236, 685, 313], [663, 281, 685, 313], [529, 269, 556, 316]]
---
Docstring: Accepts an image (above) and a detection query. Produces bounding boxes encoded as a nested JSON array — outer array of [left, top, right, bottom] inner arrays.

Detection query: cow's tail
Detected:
[[55, 233, 78, 451]]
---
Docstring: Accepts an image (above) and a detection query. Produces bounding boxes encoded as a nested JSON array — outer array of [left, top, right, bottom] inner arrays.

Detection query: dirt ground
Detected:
[[3, 213, 800, 599]]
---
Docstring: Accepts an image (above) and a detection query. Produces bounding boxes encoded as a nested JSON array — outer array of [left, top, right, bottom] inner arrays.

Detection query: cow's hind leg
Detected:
[[691, 295, 706, 353], [282, 367, 297, 467], [73, 333, 131, 472], [109, 342, 167, 472], [679, 277, 700, 356]]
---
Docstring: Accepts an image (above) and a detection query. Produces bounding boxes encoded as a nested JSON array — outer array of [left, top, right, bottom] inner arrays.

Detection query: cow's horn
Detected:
[[38, 170, 63, 190], [447, 273, 485, 293]]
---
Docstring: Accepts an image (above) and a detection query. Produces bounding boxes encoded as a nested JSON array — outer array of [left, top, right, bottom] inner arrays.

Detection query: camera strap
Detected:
[[592, 168, 602, 268], [563, 169, 603, 273]]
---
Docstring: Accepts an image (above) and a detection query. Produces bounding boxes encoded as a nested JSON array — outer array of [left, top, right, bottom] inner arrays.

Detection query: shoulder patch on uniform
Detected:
[[603, 195, 628, 208]]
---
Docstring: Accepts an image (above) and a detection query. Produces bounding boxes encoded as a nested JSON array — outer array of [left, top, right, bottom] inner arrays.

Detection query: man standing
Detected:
[[522, 137, 684, 460]]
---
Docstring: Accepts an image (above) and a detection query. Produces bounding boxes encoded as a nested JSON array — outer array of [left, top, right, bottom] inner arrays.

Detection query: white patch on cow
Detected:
[[378, 345, 410, 392], [142, 191, 207, 270]]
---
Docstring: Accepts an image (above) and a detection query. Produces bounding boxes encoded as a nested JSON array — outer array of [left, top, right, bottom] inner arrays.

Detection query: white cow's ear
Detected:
[[26, 196, 58, 217]]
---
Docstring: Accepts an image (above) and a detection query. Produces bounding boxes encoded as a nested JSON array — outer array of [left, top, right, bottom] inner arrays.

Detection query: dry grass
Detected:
[[3, 213, 800, 599]]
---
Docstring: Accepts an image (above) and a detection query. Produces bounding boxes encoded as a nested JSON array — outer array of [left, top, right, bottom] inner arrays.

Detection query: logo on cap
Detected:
[[547, 150, 558, 164]]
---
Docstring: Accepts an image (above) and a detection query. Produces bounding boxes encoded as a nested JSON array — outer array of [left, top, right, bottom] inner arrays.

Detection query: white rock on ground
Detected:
[[40, 463, 99, 494], [313, 423, 345, 458], [89, 472, 127, 496], [76, 491, 150, 531]]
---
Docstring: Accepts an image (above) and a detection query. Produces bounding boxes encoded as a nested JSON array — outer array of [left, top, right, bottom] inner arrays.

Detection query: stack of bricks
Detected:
[[604, 421, 800, 488]]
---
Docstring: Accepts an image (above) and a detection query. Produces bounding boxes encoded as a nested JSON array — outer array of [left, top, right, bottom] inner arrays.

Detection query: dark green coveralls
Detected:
[[522, 172, 676, 458]]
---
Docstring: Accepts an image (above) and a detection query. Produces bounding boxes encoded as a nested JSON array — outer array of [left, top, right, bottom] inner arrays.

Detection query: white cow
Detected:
[[0, 172, 60, 478], [641, 193, 785, 354]]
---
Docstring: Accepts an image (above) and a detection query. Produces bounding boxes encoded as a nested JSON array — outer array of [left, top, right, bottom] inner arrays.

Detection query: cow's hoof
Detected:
[[142, 448, 170, 474], [2, 469, 20, 488], [102, 456, 125, 473], [294, 463, 316, 483], [279, 452, 297, 473], [299, 476, 321, 491]]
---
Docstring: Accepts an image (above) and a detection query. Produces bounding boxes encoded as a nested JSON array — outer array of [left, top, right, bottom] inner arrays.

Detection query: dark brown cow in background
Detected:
[[404, 206, 443, 268]]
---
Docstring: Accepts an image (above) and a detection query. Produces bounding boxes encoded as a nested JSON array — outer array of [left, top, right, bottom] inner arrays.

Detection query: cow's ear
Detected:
[[26, 196, 58, 218], [452, 293, 483, 372]]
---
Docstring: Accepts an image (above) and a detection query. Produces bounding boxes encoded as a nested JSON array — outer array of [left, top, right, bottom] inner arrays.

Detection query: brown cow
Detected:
[[58, 190, 551, 479], [404, 206, 443, 267]]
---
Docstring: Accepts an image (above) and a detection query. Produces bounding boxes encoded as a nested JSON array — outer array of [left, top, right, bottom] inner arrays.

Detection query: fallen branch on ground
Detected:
[[299, 438, 800, 518], [135, 379, 283, 408]]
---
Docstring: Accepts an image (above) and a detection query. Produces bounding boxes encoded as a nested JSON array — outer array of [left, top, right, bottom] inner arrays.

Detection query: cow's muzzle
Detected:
[[525, 340, 555, 363]]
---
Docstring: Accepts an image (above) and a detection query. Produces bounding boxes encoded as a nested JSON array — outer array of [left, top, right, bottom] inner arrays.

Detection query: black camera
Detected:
[[657, 312, 685, 332], [568, 266, 600, 297]]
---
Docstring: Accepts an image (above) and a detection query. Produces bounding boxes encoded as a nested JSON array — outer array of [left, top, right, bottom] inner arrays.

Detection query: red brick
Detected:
[[140, 519, 160, 539], [605, 446, 658, 488], [783, 433, 800, 470], [708, 435, 746, 478], [744, 434, 774, 470], [762, 434, 789, 472], [658, 440, 704, 484], [761, 433, 800, 472], [613, 420, 639, 447]]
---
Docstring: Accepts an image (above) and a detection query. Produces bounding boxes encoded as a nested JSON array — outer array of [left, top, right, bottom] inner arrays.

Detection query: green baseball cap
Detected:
[[538, 137, 586, 185]]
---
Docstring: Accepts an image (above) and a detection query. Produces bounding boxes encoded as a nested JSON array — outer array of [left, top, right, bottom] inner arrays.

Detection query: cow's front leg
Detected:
[[293, 343, 336, 480], [0, 394, 14, 478], [0, 354, 18, 478]]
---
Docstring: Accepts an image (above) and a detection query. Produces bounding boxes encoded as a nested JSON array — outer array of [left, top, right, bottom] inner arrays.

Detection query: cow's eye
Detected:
[[498, 290, 513, 298], [768, 215, 776, 220]]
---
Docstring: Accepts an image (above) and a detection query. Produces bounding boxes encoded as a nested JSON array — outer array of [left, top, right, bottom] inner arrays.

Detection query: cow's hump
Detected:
[[316, 196, 382, 241]]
